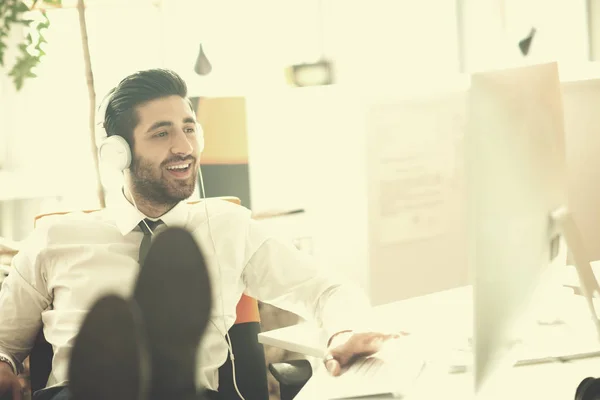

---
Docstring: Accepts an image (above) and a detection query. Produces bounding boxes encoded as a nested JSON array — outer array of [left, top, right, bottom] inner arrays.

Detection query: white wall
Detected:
[[2, 0, 600, 302], [561, 73, 600, 262], [458, 0, 589, 73], [246, 86, 371, 289], [242, 1, 463, 303]]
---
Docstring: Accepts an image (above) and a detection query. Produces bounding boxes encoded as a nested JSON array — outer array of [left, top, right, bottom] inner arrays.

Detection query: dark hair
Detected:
[[102, 68, 189, 148]]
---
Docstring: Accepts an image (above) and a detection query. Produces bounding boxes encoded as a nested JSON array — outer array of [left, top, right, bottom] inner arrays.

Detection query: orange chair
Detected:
[[28, 197, 269, 399]]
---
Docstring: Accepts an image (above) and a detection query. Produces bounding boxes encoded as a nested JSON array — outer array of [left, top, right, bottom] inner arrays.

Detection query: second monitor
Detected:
[[466, 61, 600, 395]]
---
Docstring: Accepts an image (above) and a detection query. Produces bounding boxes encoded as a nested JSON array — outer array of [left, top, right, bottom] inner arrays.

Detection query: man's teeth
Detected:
[[167, 164, 190, 170]]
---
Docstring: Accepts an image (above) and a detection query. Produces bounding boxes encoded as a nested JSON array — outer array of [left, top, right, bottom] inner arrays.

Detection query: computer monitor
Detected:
[[465, 61, 600, 396]]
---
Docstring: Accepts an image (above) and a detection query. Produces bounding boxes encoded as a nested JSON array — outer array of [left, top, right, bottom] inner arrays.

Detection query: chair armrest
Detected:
[[268, 359, 312, 387]]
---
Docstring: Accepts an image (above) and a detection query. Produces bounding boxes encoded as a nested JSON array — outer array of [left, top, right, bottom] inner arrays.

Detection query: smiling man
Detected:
[[104, 80, 200, 218], [0, 69, 397, 400]]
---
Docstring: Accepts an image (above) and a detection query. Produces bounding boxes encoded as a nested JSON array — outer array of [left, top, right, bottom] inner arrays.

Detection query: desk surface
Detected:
[[258, 284, 476, 358], [258, 262, 600, 355], [258, 262, 600, 399], [294, 356, 600, 400]]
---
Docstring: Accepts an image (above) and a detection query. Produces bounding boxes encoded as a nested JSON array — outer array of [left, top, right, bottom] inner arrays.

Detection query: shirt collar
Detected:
[[108, 187, 190, 236]]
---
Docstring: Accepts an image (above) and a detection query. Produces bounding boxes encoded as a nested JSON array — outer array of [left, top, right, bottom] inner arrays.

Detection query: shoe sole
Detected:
[[133, 226, 213, 399], [68, 294, 150, 400]]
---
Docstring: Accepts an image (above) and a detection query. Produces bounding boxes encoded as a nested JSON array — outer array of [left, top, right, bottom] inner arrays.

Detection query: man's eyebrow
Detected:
[[146, 121, 173, 133], [146, 118, 197, 134]]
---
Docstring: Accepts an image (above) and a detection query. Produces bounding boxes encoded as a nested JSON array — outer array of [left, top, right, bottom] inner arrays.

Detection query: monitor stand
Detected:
[[551, 206, 600, 341], [474, 206, 600, 399]]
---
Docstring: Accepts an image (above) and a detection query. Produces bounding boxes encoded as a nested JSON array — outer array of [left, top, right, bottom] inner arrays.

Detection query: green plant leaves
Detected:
[[0, 0, 56, 91]]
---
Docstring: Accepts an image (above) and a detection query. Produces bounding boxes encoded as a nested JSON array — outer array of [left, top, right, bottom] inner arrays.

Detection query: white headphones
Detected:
[[96, 89, 205, 171]]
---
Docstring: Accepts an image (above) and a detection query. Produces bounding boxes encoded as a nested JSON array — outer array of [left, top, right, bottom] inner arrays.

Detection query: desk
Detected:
[[258, 263, 600, 399], [258, 285, 475, 358], [294, 356, 600, 399]]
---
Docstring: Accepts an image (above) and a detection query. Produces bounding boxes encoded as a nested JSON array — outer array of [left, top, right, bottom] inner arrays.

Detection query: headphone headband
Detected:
[[95, 88, 116, 147]]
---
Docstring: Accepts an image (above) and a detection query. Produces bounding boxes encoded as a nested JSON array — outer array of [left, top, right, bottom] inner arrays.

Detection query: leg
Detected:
[[68, 295, 150, 400], [133, 227, 213, 400]]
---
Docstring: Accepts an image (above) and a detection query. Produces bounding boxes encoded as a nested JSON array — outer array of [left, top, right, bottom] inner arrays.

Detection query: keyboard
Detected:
[[307, 317, 600, 399], [312, 339, 428, 399], [325, 357, 397, 399]]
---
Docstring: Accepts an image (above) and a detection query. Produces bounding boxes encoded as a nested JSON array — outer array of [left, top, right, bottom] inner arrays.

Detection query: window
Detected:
[[2, 4, 162, 209], [503, 0, 589, 64], [325, 0, 461, 85]]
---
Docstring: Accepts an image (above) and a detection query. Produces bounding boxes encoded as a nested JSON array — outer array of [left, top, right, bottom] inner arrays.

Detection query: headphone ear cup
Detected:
[[197, 123, 205, 153], [198, 132, 205, 153], [98, 135, 132, 171]]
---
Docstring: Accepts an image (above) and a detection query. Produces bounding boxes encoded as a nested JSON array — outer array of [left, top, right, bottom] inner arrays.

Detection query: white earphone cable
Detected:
[[198, 165, 246, 400]]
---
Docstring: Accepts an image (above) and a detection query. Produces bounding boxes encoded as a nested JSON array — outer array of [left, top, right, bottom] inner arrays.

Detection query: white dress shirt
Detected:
[[0, 190, 372, 392]]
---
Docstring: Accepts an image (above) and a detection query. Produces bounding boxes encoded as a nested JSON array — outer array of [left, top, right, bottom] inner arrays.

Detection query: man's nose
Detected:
[[171, 130, 194, 156]]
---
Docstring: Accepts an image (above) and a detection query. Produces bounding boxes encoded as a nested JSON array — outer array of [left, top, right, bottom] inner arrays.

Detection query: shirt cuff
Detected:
[[0, 353, 19, 375]]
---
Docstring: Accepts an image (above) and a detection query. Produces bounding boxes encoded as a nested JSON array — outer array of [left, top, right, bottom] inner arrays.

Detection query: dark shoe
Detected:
[[68, 294, 150, 400], [575, 377, 600, 400], [133, 227, 213, 400]]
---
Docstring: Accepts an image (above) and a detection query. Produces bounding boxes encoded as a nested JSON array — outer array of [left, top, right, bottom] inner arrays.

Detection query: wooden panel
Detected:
[[196, 97, 249, 165]]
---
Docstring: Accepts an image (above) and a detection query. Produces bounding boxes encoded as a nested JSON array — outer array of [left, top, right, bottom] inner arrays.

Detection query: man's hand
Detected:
[[324, 331, 407, 376], [0, 362, 22, 400]]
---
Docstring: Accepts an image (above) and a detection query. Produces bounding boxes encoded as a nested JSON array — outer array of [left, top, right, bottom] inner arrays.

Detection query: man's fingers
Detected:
[[325, 357, 342, 376], [387, 332, 406, 339], [369, 337, 384, 349], [325, 348, 356, 376], [324, 331, 411, 377], [370, 332, 405, 340], [364, 332, 405, 352], [364, 332, 405, 348], [356, 332, 402, 345]]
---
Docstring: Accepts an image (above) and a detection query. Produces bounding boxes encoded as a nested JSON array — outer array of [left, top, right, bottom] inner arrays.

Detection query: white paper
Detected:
[[367, 96, 464, 245]]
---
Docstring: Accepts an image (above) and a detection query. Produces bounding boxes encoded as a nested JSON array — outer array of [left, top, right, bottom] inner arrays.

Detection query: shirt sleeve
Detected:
[[0, 230, 52, 374], [241, 219, 374, 339]]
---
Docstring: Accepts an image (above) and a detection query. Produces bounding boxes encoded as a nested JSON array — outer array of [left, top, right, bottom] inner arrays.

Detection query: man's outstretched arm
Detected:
[[242, 220, 400, 375]]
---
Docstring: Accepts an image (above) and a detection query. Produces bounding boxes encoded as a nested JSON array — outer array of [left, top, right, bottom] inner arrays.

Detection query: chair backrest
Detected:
[[32, 196, 244, 228], [29, 196, 268, 398]]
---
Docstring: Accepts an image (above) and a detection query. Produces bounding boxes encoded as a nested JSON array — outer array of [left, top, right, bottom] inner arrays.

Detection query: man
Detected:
[[0, 69, 397, 400]]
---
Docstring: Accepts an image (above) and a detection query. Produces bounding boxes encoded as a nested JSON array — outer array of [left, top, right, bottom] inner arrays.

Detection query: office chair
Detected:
[[26, 197, 310, 400], [269, 359, 313, 400]]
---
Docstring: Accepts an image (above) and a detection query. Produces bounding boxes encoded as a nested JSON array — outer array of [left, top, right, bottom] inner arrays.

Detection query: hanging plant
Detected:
[[0, 0, 62, 91], [0, 0, 106, 207]]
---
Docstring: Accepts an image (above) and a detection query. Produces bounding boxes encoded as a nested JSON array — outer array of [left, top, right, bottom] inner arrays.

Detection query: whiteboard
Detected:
[[365, 89, 469, 305]]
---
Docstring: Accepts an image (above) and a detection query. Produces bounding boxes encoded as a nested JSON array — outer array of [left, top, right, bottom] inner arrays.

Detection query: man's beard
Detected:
[[129, 155, 197, 206]]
